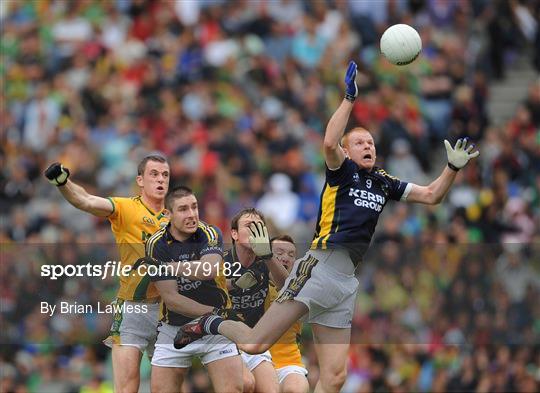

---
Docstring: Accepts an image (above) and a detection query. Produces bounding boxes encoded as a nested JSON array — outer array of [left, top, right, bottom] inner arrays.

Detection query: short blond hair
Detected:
[[340, 127, 371, 148]]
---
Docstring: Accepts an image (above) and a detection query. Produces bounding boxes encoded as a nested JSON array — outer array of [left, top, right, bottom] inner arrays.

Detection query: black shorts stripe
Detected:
[[276, 255, 318, 303]]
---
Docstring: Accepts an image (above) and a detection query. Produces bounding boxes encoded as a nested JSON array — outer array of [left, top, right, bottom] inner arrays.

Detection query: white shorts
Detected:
[[276, 365, 308, 384], [241, 351, 272, 372], [152, 322, 239, 368], [276, 249, 359, 328], [103, 299, 160, 356]]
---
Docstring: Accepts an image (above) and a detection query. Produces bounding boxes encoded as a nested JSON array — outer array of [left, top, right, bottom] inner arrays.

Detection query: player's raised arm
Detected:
[[406, 138, 480, 205], [248, 221, 289, 289], [44, 162, 113, 217], [323, 61, 358, 170]]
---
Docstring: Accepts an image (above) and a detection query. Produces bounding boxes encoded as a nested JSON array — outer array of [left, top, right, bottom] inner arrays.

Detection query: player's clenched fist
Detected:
[[444, 138, 480, 171], [44, 162, 70, 186], [344, 61, 358, 102]]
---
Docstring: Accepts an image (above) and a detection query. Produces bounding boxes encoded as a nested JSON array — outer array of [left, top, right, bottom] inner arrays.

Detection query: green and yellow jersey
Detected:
[[107, 196, 168, 301]]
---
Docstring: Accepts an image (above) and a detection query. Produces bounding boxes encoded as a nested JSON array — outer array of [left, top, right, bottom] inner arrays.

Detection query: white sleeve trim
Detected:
[[400, 183, 413, 201]]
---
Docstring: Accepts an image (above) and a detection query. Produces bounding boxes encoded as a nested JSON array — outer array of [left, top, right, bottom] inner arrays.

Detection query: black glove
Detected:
[[212, 307, 245, 322], [44, 162, 70, 186]]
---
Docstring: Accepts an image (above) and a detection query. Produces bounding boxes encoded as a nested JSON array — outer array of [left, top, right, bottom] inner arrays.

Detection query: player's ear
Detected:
[[231, 229, 239, 242], [136, 175, 144, 187]]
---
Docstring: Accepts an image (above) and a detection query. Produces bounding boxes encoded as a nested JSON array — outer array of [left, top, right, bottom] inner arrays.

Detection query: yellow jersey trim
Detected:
[[146, 226, 167, 258], [311, 184, 339, 249]]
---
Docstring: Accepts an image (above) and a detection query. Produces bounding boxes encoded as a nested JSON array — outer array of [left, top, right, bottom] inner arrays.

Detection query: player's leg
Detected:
[[281, 372, 310, 393], [242, 352, 279, 393], [106, 300, 161, 393], [252, 360, 280, 393], [200, 334, 243, 393], [311, 324, 351, 393], [218, 300, 308, 354], [206, 355, 243, 393], [111, 345, 143, 393], [242, 362, 256, 393], [151, 321, 195, 393], [151, 366, 187, 393]]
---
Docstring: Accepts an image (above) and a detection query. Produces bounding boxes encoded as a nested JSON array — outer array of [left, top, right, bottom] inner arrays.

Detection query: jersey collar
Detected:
[[137, 195, 167, 218], [164, 222, 199, 244]]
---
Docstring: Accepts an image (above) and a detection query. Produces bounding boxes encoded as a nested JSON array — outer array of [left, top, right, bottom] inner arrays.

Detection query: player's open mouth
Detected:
[[156, 186, 164, 191], [362, 154, 372, 160]]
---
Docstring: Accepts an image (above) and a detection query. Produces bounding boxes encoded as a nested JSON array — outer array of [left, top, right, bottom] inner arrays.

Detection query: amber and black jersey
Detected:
[[145, 221, 230, 326], [311, 158, 410, 264], [223, 247, 270, 328]]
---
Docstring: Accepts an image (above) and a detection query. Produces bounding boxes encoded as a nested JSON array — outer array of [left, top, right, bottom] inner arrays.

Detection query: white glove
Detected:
[[248, 222, 272, 258], [444, 138, 479, 171]]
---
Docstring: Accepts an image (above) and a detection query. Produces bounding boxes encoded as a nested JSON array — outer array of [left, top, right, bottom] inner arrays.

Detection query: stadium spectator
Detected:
[[1, 0, 538, 391]]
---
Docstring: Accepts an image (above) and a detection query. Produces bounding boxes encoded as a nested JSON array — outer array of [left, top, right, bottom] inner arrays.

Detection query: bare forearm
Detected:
[[59, 181, 89, 208], [154, 279, 214, 317], [162, 292, 214, 317], [408, 166, 459, 205], [324, 99, 354, 147], [266, 258, 288, 290], [58, 181, 111, 216], [428, 166, 458, 203]]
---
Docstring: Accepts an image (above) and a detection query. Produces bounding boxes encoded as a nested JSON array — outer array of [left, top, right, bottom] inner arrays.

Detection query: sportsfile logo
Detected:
[[41, 261, 131, 280], [40, 260, 242, 280]]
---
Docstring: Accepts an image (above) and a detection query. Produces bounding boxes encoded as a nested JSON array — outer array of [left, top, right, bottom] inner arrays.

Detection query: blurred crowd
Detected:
[[1, 0, 539, 392]]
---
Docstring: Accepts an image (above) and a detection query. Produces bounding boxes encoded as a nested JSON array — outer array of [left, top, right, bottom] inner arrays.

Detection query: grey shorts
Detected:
[[103, 299, 160, 356], [152, 322, 239, 368], [276, 249, 359, 328]]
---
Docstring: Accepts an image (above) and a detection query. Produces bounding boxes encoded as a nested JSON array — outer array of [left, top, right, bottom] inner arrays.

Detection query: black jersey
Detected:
[[145, 221, 230, 326], [223, 247, 270, 328], [311, 158, 410, 264]]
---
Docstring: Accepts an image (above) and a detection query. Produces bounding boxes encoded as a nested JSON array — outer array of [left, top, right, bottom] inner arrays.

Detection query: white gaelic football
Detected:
[[380, 24, 422, 66]]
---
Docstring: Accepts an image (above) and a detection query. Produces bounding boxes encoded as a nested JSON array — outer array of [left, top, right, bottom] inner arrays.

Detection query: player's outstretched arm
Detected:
[[323, 61, 358, 170], [44, 162, 113, 217], [406, 139, 480, 205]]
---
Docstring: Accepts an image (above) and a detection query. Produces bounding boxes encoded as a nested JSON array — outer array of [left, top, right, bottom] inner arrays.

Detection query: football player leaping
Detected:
[[175, 61, 479, 393]]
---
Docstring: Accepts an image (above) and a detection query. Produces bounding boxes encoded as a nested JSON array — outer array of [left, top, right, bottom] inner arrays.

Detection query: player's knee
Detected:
[[282, 376, 309, 393], [117, 378, 140, 393], [113, 362, 140, 392], [222, 378, 243, 393], [241, 342, 270, 355], [243, 371, 256, 393], [320, 366, 347, 392]]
